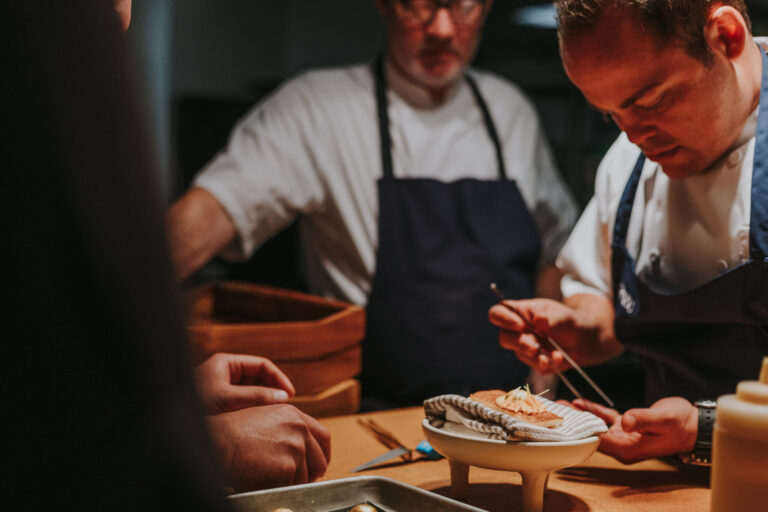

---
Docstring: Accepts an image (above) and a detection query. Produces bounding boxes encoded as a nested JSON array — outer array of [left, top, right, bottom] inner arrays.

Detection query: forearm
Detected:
[[166, 187, 237, 282], [564, 293, 623, 366], [535, 264, 563, 300]]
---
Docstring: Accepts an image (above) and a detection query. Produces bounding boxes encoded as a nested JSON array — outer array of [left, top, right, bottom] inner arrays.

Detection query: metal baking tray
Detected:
[[229, 476, 485, 512]]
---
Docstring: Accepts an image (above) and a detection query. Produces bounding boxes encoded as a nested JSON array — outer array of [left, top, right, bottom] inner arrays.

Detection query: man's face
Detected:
[[380, 0, 491, 89], [562, 7, 744, 179]]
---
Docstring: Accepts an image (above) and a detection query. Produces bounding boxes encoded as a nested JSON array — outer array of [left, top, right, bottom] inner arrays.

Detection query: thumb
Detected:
[[622, 408, 668, 434], [226, 386, 290, 409]]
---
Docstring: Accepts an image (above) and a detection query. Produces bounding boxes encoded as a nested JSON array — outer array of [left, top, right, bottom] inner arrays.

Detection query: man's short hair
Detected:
[[555, 1, 752, 65]]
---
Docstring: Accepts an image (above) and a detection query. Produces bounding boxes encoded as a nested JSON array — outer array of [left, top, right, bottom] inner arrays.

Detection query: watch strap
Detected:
[[679, 399, 716, 466]]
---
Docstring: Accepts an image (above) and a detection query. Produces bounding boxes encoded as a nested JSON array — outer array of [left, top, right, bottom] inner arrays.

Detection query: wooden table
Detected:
[[319, 407, 711, 511]]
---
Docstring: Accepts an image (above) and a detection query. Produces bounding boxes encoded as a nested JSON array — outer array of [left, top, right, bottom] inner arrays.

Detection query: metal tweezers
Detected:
[[490, 283, 614, 407]]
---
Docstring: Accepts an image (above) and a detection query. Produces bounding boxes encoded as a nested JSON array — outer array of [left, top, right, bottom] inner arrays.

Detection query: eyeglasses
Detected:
[[395, 0, 487, 27]]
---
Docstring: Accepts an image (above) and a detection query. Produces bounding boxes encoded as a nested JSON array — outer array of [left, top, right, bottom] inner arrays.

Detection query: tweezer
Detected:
[[490, 283, 614, 407]]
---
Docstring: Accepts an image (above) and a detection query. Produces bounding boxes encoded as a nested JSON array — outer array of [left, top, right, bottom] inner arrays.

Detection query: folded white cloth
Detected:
[[424, 394, 608, 442]]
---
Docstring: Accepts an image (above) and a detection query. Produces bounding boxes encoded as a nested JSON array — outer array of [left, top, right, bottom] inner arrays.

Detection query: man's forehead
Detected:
[[561, 7, 671, 81], [562, 36, 680, 111]]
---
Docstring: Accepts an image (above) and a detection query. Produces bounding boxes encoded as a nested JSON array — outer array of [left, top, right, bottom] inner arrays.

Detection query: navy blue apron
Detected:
[[361, 57, 540, 410], [611, 49, 768, 405]]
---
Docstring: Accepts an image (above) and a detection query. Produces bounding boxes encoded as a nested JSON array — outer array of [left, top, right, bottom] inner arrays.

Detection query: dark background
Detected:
[[128, 0, 768, 408]]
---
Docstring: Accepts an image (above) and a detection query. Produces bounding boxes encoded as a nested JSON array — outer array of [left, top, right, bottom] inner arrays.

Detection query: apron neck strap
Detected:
[[749, 45, 768, 260], [375, 56, 395, 180], [373, 55, 507, 180], [612, 153, 646, 248], [465, 73, 508, 180]]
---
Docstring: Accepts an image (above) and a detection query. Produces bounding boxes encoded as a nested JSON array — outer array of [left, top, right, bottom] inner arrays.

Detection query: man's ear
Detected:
[[704, 6, 749, 60]]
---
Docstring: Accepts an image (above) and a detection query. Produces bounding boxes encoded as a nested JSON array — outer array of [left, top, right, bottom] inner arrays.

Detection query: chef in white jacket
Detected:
[[167, 0, 578, 409], [491, 0, 768, 464]]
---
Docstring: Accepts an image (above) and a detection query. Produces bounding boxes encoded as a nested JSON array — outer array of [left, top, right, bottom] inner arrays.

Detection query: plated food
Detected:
[[469, 385, 563, 428]]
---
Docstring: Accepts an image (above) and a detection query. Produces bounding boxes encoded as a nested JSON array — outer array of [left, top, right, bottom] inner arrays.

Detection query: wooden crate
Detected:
[[186, 281, 365, 416], [288, 379, 360, 418]]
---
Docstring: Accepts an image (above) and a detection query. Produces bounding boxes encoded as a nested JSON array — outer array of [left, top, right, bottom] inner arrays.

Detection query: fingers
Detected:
[[622, 401, 698, 439], [499, 329, 561, 375], [489, 303, 528, 330], [555, 399, 578, 409], [500, 330, 541, 359], [225, 386, 291, 410], [294, 411, 331, 484], [594, 402, 698, 464], [300, 411, 332, 462], [573, 398, 620, 424], [536, 350, 567, 374], [491, 300, 576, 375], [291, 451, 309, 486], [597, 424, 645, 463], [302, 428, 330, 483], [621, 407, 675, 434], [598, 424, 688, 465], [234, 355, 296, 397]]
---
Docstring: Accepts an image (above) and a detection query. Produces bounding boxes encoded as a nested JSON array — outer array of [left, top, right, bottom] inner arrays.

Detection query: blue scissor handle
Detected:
[[416, 440, 443, 460]]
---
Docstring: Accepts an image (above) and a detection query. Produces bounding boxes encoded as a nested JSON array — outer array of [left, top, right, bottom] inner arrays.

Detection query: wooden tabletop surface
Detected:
[[319, 407, 711, 511]]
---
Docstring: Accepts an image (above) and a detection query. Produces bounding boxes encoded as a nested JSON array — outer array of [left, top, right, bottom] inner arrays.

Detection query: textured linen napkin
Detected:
[[424, 394, 608, 442]]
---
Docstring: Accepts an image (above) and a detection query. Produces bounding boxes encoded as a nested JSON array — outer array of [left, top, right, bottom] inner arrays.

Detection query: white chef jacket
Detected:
[[194, 61, 578, 305], [558, 104, 760, 299]]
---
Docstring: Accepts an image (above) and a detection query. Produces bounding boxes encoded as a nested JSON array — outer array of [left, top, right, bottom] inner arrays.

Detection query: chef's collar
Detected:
[[732, 105, 759, 150], [385, 57, 463, 109], [689, 105, 759, 176]]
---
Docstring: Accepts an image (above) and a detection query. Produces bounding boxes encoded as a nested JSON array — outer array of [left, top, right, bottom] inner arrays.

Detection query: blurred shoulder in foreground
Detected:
[[1, 1, 229, 510]]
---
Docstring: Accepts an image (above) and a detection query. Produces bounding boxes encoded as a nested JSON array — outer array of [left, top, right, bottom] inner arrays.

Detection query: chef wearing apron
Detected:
[[173, 0, 579, 410], [607, 45, 768, 404], [490, 1, 767, 464], [362, 57, 545, 409]]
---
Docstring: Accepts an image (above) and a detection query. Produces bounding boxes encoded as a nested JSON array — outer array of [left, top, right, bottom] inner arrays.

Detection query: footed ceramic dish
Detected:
[[422, 419, 600, 512]]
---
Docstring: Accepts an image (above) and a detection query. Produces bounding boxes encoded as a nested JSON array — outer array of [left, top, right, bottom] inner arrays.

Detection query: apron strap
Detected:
[[374, 56, 395, 180], [373, 55, 507, 181], [750, 46, 768, 260], [612, 153, 646, 248], [465, 73, 507, 180]]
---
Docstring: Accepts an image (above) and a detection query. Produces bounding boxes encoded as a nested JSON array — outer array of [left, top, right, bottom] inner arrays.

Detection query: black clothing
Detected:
[[2, 1, 229, 510]]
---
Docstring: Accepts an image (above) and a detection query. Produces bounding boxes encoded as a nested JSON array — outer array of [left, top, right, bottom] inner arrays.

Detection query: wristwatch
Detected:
[[678, 399, 717, 466]]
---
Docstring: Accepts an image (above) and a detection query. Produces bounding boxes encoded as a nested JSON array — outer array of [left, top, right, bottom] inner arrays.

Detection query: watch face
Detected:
[[695, 399, 717, 408]]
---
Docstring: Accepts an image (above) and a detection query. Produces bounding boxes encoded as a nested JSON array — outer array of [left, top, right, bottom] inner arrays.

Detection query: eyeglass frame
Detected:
[[394, 0, 489, 27]]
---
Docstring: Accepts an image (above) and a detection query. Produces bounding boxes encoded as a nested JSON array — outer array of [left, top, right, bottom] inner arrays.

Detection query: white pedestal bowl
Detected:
[[422, 419, 600, 512]]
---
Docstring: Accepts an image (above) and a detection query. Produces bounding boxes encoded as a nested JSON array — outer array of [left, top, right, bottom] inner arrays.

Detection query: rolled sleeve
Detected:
[[531, 131, 579, 265], [556, 198, 612, 299], [556, 134, 640, 300], [192, 76, 327, 260]]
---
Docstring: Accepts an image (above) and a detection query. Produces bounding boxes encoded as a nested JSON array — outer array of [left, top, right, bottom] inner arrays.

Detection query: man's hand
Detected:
[[488, 293, 621, 374], [488, 298, 586, 373], [195, 353, 295, 414], [206, 405, 331, 491], [570, 397, 698, 464]]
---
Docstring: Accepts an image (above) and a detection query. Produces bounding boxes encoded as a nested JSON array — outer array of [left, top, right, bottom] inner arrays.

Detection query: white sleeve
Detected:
[[193, 74, 327, 260], [556, 133, 640, 299], [529, 123, 579, 266], [557, 197, 613, 298]]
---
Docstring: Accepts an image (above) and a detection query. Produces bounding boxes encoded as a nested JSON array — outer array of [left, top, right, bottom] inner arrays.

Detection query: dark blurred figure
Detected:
[[3, 1, 228, 509]]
